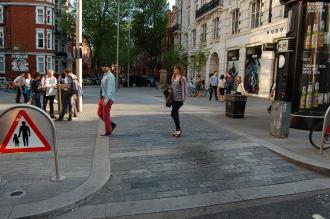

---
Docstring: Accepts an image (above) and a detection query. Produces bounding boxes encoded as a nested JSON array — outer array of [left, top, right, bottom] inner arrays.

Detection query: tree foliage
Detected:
[[163, 46, 188, 73], [189, 47, 210, 75], [132, 0, 168, 68]]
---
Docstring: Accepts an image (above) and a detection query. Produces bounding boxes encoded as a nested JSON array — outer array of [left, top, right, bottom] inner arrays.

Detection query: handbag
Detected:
[[163, 86, 174, 107]]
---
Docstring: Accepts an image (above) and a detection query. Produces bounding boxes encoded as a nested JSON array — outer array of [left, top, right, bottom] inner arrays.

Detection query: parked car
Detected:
[[122, 74, 142, 87], [122, 74, 156, 87], [140, 75, 156, 87]]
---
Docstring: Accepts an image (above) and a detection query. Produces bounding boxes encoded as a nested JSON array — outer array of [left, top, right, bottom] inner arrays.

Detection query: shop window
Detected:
[[232, 9, 239, 34], [251, 0, 262, 29]]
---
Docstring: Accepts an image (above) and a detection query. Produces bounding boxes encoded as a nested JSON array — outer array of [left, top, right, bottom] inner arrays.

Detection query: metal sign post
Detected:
[[0, 105, 65, 182], [320, 106, 330, 155]]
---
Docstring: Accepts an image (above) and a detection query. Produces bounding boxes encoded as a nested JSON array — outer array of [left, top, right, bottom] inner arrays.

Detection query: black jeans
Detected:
[[209, 86, 218, 100], [60, 90, 70, 118], [171, 101, 183, 131], [43, 95, 55, 116]]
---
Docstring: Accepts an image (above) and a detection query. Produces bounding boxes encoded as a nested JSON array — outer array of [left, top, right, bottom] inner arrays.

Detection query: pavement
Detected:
[[0, 87, 330, 218]]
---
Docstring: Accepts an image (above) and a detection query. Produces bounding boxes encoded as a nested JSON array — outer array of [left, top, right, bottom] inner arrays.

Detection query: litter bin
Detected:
[[270, 101, 291, 138], [225, 94, 247, 118]]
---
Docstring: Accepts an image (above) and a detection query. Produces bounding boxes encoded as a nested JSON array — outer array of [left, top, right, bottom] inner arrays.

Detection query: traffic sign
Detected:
[[0, 110, 51, 153]]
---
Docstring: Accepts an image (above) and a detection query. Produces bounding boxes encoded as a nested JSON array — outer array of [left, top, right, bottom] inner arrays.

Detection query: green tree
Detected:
[[163, 46, 188, 73], [189, 47, 210, 76], [132, 0, 168, 69]]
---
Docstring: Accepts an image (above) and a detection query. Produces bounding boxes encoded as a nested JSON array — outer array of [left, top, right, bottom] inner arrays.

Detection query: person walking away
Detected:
[[68, 71, 79, 119], [235, 76, 247, 95], [171, 64, 187, 137], [23, 73, 32, 103], [13, 73, 25, 103], [195, 75, 202, 97], [30, 72, 42, 108], [209, 71, 219, 101], [97, 63, 117, 136], [42, 69, 57, 118], [56, 69, 73, 121], [218, 74, 226, 102]]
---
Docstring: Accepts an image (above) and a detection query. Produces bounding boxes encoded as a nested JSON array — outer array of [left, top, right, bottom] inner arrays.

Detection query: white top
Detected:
[[42, 76, 57, 96], [218, 79, 226, 88], [24, 78, 31, 87], [236, 82, 246, 95]]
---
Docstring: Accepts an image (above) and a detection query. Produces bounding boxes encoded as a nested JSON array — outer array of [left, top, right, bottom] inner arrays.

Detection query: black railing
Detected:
[[173, 23, 180, 32], [196, 0, 223, 19]]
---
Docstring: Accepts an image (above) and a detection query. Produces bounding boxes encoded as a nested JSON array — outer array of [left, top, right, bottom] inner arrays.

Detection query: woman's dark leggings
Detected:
[[171, 101, 183, 131]]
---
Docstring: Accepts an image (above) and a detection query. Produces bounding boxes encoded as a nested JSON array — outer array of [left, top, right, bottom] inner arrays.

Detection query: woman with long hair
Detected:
[[171, 64, 187, 137]]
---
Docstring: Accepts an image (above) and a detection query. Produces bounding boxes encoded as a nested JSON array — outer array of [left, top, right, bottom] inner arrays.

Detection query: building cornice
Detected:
[[0, 51, 56, 56], [0, 2, 54, 8]]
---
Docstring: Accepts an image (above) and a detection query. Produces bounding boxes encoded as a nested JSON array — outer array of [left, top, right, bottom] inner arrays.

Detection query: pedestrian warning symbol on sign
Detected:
[[0, 110, 52, 153]]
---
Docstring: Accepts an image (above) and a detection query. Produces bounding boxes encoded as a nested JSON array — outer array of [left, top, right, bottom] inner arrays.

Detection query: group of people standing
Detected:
[[209, 71, 247, 102], [13, 69, 79, 121]]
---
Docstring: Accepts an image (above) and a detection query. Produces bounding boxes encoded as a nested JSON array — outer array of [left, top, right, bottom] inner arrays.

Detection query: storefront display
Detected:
[[298, 2, 330, 114], [244, 46, 262, 94], [227, 50, 239, 77]]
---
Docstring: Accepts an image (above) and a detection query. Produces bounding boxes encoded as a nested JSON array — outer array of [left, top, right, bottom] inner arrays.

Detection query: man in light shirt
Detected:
[[209, 71, 219, 101], [97, 63, 117, 136], [41, 69, 57, 118], [13, 73, 25, 103]]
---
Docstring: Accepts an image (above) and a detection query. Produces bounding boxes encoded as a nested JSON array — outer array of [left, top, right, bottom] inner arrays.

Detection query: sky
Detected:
[[168, 0, 175, 8]]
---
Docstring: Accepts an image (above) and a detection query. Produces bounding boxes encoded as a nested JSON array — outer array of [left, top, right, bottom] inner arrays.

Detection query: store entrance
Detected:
[[244, 46, 262, 94]]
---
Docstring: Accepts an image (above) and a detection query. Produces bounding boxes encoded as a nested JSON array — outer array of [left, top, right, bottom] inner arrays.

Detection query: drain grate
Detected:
[[9, 190, 25, 198]]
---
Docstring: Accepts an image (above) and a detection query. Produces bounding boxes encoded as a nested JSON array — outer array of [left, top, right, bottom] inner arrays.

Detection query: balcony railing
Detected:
[[196, 0, 223, 19], [172, 23, 180, 32]]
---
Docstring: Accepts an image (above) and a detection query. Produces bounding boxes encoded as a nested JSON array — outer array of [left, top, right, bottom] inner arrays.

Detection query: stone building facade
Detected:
[[175, 0, 289, 97]]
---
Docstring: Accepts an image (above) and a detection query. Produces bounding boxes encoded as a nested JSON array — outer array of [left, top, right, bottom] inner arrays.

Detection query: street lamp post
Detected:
[[116, 0, 120, 90], [128, 20, 131, 88], [76, 0, 83, 111]]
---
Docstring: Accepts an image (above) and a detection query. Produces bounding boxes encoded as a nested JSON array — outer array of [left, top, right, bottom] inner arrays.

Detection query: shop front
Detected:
[[279, 0, 330, 130]]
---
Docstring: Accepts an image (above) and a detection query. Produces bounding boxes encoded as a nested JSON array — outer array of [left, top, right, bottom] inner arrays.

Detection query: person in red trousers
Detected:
[[97, 63, 117, 136]]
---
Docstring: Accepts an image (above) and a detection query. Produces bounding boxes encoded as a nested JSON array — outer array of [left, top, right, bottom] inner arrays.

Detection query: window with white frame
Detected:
[[213, 17, 220, 40], [192, 29, 196, 47], [0, 6, 4, 24], [0, 28, 3, 48], [36, 56, 45, 73], [46, 8, 52, 25], [0, 56, 5, 73], [201, 23, 207, 44], [232, 9, 239, 34], [47, 31, 52, 50], [251, 0, 262, 28], [36, 7, 44, 24], [36, 30, 44, 49], [47, 56, 53, 70]]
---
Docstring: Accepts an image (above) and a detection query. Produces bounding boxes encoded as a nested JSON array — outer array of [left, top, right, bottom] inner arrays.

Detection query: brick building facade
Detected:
[[0, 0, 72, 81]]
